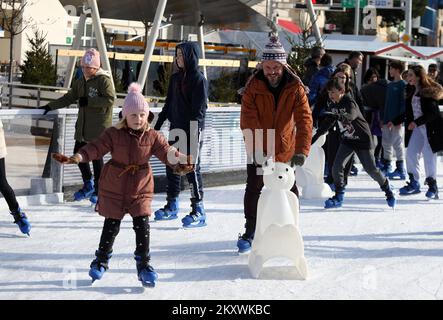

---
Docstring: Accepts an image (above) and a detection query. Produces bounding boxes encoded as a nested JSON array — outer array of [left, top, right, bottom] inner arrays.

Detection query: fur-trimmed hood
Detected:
[[421, 82, 443, 101]]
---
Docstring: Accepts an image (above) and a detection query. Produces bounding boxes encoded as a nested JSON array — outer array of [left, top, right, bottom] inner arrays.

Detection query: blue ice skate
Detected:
[[237, 233, 254, 254], [10, 208, 31, 236], [324, 190, 344, 209], [388, 161, 406, 180], [382, 180, 396, 209], [89, 250, 112, 283], [425, 177, 439, 200], [154, 198, 179, 221], [399, 174, 421, 195], [135, 255, 157, 288], [74, 179, 94, 201], [182, 202, 206, 228], [138, 265, 158, 288], [89, 192, 98, 205]]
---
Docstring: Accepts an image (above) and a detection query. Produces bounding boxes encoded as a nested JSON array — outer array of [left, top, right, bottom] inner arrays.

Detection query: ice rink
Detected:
[[1, 163, 443, 300]]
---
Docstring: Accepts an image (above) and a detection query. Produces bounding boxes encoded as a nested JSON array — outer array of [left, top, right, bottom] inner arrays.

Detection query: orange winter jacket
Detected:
[[240, 69, 313, 163]]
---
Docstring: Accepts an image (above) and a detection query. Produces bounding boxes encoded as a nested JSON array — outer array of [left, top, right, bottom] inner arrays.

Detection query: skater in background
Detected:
[[381, 60, 406, 179], [399, 65, 443, 199], [0, 120, 31, 236], [53, 83, 193, 286], [302, 46, 325, 86], [153, 42, 208, 228], [338, 51, 364, 110], [312, 78, 396, 209], [238, 34, 313, 253], [360, 67, 388, 169], [40, 49, 115, 205]]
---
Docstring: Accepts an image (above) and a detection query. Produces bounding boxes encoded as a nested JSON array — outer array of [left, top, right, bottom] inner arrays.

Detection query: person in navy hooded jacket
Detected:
[[153, 42, 208, 228]]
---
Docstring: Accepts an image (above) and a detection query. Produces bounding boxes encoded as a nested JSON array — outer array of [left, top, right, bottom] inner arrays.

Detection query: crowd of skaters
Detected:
[[305, 48, 443, 209]]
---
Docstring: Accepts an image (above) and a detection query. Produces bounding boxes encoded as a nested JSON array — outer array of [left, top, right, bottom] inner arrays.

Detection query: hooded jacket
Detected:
[[48, 69, 115, 142], [313, 93, 373, 150], [302, 58, 319, 86], [308, 64, 335, 106], [405, 82, 443, 153], [240, 65, 313, 163], [154, 42, 208, 133]]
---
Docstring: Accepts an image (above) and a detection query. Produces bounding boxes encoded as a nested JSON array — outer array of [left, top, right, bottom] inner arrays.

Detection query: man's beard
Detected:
[[265, 74, 282, 88]]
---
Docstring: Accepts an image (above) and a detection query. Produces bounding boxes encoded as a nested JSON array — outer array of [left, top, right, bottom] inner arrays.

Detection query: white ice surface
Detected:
[[1, 164, 443, 300]]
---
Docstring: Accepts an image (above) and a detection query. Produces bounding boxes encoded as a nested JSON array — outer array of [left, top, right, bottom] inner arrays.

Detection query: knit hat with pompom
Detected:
[[261, 33, 287, 65], [122, 83, 150, 119]]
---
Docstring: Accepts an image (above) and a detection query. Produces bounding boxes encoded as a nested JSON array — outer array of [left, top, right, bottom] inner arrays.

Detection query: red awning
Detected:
[[277, 19, 302, 34]]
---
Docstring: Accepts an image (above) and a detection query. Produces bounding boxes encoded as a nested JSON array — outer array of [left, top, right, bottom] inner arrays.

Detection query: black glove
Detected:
[[78, 97, 88, 107], [291, 153, 307, 167], [311, 133, 320, 145], [323, 111, 340, 120], [39, 104, 51, 115]]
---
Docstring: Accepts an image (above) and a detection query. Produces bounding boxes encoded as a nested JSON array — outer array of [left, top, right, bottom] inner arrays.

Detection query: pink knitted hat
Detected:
[[81, 48, 101, 69], [122, 83, 150, 118]]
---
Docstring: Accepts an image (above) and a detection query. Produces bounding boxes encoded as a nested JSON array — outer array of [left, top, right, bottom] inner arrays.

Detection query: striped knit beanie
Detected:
[[261, 33, 287, 65]]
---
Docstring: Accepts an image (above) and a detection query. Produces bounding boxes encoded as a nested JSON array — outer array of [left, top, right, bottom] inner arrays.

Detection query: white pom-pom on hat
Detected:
[[128, 82, 142, 94]]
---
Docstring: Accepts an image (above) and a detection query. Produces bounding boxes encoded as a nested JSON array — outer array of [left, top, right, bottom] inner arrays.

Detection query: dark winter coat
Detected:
[[308, 64, 335, 106], [383, 80, 405, 125], [48, 69, 115, 142], [78, 126, 180, 220], [302, 58, 320, 86], [360, 79, 388, 127], [405, 83, 443, 153], [154, 42, 208, 133], [313, 93, 373, 150]]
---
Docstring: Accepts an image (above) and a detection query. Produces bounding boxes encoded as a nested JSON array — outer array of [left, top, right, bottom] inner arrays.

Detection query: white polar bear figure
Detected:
[[248, 161, 308, 280], [295, 129, 333, 199]]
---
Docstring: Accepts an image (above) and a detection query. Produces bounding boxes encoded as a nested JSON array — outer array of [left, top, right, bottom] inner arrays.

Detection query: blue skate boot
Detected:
[[381, 159, 393, 176], [89, 192, 98, 205], [425, 177, 439, 200], [324, 189, 345, 209], [154, 198, 179, 221], [181, 202, 206, 228], [399, 174, 421, 195], [381, 179, 396, 209], [74, 179, 94, 201], [10, 208, 31, 236], [350, 165, 359, 176], [237, 233, 254, 254], [89, 250, 112, 283], [388, 160, 406, 180], [135, 255, 158, 288]]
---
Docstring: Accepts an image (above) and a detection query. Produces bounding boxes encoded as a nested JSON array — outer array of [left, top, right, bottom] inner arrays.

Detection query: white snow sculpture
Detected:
[[295, 130, 333, 199], [248, 161, 308, 280]]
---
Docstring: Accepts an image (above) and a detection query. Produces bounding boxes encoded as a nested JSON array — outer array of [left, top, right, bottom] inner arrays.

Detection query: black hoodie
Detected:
[[313, 93, 373, 150], [155, 42, 208, 132]]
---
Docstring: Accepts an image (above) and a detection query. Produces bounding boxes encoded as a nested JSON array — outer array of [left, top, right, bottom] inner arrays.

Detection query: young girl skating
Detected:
[[53, 83, 193, 287]]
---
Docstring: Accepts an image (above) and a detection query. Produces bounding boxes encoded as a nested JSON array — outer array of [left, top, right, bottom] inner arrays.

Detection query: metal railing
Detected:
[[0, 82, 167, 109], [0, 105, 245, 196]]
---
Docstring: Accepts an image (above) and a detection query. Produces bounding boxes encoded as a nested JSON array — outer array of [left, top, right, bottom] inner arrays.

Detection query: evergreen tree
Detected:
[[20, 30, 56, 86]]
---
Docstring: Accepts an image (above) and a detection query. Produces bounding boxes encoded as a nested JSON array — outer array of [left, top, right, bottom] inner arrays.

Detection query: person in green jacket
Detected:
[[40, 48, 115, 204]]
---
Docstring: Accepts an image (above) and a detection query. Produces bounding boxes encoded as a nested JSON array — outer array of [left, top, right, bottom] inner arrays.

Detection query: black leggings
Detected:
[[98, 217, 150, 261], [0, 158, 19, 212], [74, 141, 104, 193]]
